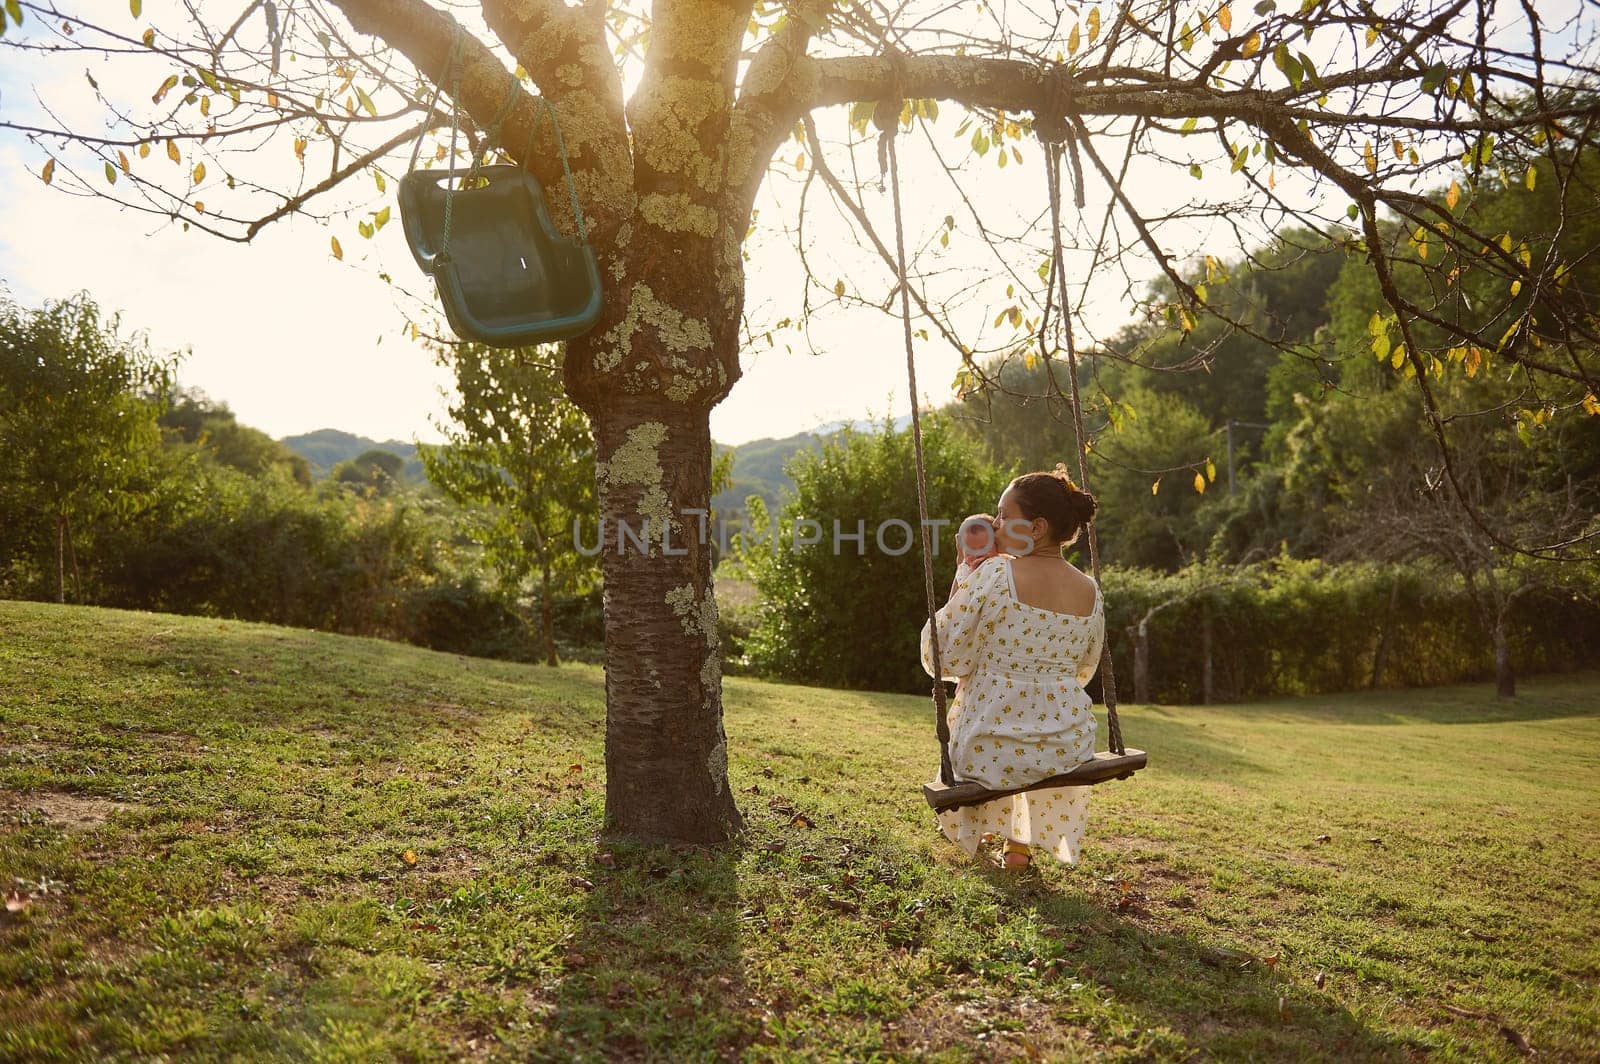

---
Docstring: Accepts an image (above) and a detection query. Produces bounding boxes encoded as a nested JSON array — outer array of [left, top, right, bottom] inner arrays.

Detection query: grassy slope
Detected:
[[1, 601, 1596, 1062]]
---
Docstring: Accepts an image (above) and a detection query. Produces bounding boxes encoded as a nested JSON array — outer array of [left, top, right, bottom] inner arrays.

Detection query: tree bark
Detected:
[[1130, 623, 1150, 704], [1370, 576, 1401, 688], [1493, 617, 1515, 698], [55, 512, 66, 605], [591, 394, 744, 844], [539, 555, 558, 668]]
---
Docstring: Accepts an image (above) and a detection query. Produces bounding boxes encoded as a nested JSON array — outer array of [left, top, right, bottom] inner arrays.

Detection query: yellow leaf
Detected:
[[167, 139, 181, 163], [192, 162, 206, 183], [1194, 472, 1206, 494], [1511, 279, 1522, 296], [1446, 179, 1460, 210], [1525, 166, 1537, 190], [1218, 3, 1232, 32], [118, 150, 129, 173], [1206, 458, 1217, 481], [1241, 31, 1261, 58], [794, 152, 805, 170], [833, 279, 845, 297], [330, 236, 343, 260], [41, 158, 54, 185], [1363, 141, 1376, 174], [138, 141, 151, 159], [1088, 6, 1101, 41], [1151, 479, 1161, 496], [267, 90, 280, 108], [1068, 23, 1080, 54], [1581, 392, 1598, 416], [194, 201, 205, 214], [1365, 24, 1379, 46], [402, 849, 417, 865]]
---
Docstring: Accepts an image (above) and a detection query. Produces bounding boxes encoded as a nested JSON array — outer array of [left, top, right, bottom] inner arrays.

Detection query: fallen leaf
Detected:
[[1500, 1026, 1535, 1056], [791, 813, 815, 829], [1367, 837, 1382, 845], [1314, 834, 1331, 843], [402, 849, 417, 865], [568, 764, 582, 774], [571, 876, 594, 891], [761, 840, 787, 853], [1314, 970, 1326, 989], [595, 852, 615, 868], [4, 892, 30, 914], [1263, 953, 1281, 968]]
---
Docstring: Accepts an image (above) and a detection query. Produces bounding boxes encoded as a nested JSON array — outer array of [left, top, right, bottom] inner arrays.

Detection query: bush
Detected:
[[1101, 556, 1600, 703], [738, 415, 1015, 693]]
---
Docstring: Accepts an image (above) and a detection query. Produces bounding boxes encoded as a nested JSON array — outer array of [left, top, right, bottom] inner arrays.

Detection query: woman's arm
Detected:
[[921, 560, 1000, 682]]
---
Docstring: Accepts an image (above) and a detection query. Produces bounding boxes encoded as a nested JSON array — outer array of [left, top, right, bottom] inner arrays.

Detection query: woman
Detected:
[[920, 464, 1104, 871]]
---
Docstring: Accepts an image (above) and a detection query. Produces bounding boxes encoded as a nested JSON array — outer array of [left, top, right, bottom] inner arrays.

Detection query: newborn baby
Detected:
[[955, 513, 1001, 577]]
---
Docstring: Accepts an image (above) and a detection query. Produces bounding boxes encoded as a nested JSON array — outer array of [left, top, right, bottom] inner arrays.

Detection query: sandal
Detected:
[[999, 839, 1031, 871]]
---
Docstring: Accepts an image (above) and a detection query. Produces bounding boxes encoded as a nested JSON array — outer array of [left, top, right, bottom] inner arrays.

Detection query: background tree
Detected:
[[11, 0, 1600, 841], [0, 291, 173, 603], [738, 414, 1010, 693], [421, 343, 599, 666], [162, 388, 314, 486], [332, 448, 407, 495]]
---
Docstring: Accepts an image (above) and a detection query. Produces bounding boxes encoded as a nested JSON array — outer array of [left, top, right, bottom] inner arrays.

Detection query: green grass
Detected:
[[1, 601, 1596, 1062]]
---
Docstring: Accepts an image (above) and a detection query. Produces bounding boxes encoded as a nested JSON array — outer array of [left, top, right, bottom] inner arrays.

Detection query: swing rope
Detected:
[[881, 72, 1130, 785], [882, 106, 955, 788], [1042, 137, 1125, 754], [406, 25, 589, 266]]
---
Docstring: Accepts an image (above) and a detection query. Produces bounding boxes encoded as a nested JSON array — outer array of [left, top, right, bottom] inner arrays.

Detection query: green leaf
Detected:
[[130, 0, 141, 15], [4, 0, 21, 26], [105, 160, 117, 185], [355, 85, 378, 117], [373, 205, 391, 230], [1189, 162, 1203, 179], [1231, 145, 1248, 173], [1180, 116, 1198, 134]]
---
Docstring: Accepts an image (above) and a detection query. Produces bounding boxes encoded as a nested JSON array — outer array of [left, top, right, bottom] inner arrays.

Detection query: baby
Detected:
[[955, 513, 1001, 578]]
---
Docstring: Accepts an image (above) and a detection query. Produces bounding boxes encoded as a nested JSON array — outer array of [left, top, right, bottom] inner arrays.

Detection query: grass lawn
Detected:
[[1, 601, 1597, 1061]]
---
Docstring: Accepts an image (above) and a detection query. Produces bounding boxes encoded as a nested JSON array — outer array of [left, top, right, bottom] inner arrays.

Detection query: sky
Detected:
[[1, 1, 1563, 448], [0, 2, 1198, 449]]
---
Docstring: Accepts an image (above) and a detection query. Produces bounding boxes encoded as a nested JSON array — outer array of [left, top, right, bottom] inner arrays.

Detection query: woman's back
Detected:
[[1007, 555, 1097, 617]]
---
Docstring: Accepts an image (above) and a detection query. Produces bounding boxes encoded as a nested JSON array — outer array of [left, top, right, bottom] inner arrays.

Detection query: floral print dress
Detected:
[[920, 556, 1104, 864]]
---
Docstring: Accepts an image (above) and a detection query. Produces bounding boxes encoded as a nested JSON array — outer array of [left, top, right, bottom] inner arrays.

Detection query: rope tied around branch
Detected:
[[1035, 66, 1086, 209]]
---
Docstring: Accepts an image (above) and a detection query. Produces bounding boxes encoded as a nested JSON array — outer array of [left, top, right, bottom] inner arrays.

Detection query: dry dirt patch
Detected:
[[0, 789, 138, 830]]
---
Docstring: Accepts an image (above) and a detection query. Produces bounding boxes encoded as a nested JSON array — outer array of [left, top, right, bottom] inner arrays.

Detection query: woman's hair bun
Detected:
[[1009, 465, 1098, 546]]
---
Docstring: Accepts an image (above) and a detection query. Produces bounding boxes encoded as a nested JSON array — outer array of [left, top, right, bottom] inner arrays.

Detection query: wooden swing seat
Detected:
[[922, 748, 1147, 812]]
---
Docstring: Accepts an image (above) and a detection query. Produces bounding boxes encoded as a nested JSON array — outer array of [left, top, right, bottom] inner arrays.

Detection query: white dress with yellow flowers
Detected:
[[919, 556, 1103, 865]]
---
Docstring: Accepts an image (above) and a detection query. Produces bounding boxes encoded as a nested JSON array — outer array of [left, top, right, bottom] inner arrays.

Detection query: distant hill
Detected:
[[711, 416, 911, 532], [280, 416, 904, 502], [279, 429, 424, 481]]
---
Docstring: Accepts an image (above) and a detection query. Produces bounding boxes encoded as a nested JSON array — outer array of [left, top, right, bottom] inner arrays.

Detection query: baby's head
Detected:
[[958, 513, 998, 558]]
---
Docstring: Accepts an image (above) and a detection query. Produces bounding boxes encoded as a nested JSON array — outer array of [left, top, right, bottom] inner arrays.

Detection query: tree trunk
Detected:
[[1200, 598, 1214, 705], [1493, 618, 1515, 698], [55, 513, 66, 605], [591, 394, 744, 844], [1370, 576, 1401, 688], [539, 557, 558, 668], [65, 513, 83, 603], [1131, 622, 1150, 704]]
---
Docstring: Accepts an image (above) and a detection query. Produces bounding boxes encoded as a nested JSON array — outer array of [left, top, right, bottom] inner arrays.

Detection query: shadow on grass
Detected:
[[524, 834, 759, 1061], [504, 814, 1404, 1061]]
